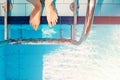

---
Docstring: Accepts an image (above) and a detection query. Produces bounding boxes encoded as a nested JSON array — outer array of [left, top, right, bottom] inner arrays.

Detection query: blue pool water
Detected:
[[0, 24, 120, 80]]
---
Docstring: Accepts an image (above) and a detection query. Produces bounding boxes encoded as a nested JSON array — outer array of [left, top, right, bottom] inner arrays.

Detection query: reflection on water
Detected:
[[42, 27, 57, 38], [0, 25, 120, 80], [43, 25, 120, 80]]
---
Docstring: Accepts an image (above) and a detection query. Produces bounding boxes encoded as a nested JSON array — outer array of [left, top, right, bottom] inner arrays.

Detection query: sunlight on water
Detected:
[[43, 25, 120, 80], [42, 27, 57, 38]]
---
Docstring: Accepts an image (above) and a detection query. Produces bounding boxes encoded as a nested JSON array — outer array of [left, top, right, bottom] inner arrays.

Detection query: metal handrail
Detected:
[[0, 0, 11, 45], [72, 0, 96, 45], [4, 0, 9, 41], [9, 39, 72, 44]]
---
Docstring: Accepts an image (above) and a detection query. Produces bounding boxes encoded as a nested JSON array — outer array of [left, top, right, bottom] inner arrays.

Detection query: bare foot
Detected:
[[29, 0, 42, 30], [45, 1, 58, 27]]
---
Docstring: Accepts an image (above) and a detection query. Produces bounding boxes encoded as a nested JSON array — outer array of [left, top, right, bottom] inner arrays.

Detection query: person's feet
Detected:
[[45, 0, 58, 27], [29, 0, 42, 30]]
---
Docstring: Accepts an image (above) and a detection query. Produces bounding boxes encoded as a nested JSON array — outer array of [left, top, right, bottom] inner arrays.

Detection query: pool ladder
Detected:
[[72, 0, 96, 45], [1, 0, 96, 45]]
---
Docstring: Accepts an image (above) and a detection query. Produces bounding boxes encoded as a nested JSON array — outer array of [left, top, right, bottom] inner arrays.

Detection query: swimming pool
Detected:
[[0, 0, 120, 79], [0, 24, 120, 80]]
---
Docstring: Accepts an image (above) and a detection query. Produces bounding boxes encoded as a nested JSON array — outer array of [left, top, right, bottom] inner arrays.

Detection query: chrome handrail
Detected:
[[9, 39, 72, 44], [72, 0, 96, 45], [4, 0, 9, 40]]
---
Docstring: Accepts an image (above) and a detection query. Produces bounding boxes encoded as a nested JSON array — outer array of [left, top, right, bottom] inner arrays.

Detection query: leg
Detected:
[[45, 0, 58, 27], [27, 0, 42, 30]]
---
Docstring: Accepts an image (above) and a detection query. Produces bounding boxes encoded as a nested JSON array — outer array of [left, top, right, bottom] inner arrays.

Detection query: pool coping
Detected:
[[0, 16, 120, 24]]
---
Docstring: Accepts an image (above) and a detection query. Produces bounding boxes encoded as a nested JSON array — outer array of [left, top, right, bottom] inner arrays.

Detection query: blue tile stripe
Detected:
[[0, 17, 4, 24], [0, 16, 81, 24]]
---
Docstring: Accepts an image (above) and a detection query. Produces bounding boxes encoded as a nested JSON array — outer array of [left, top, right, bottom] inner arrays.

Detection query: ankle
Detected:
[[45, 0, 52, 6], [35, 3, 42, 9]]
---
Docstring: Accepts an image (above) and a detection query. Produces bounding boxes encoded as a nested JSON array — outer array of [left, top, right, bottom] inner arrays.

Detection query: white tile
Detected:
[[25, 4, 32, 16], [55, 0, 64, 3], [42, 3, 73, 16], [78, 4, 87, 16], [0, 0, 4, 3], [11, 4, 26, 16], [56, 3, 73, 16], [64, 0, 73, 3], [1, 0, 14, 3], [64, 0, 87, 4], [13, 0, 63, 4], [14, 0, 28, 3], [80, 0, 88, 4], [0, 4, 1, 16], [0, 4, 4, 16]]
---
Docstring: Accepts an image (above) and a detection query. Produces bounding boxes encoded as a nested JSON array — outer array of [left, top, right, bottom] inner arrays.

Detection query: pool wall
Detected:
[[0, 0, 120, 17], [0, 46, 4, 80]]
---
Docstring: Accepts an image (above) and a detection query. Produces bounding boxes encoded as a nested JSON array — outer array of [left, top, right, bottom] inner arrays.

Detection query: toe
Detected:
[[30, 23, 33, 28], [32, 24, 36, 30], [48, 21, 52, 27], [34, 25, 38, 30], [32, 25, 35, 30], [55, 19, 58, 23], [34, 25, 39, 30], [52, 19, 56, 26], [51, 19, 54, 26]]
